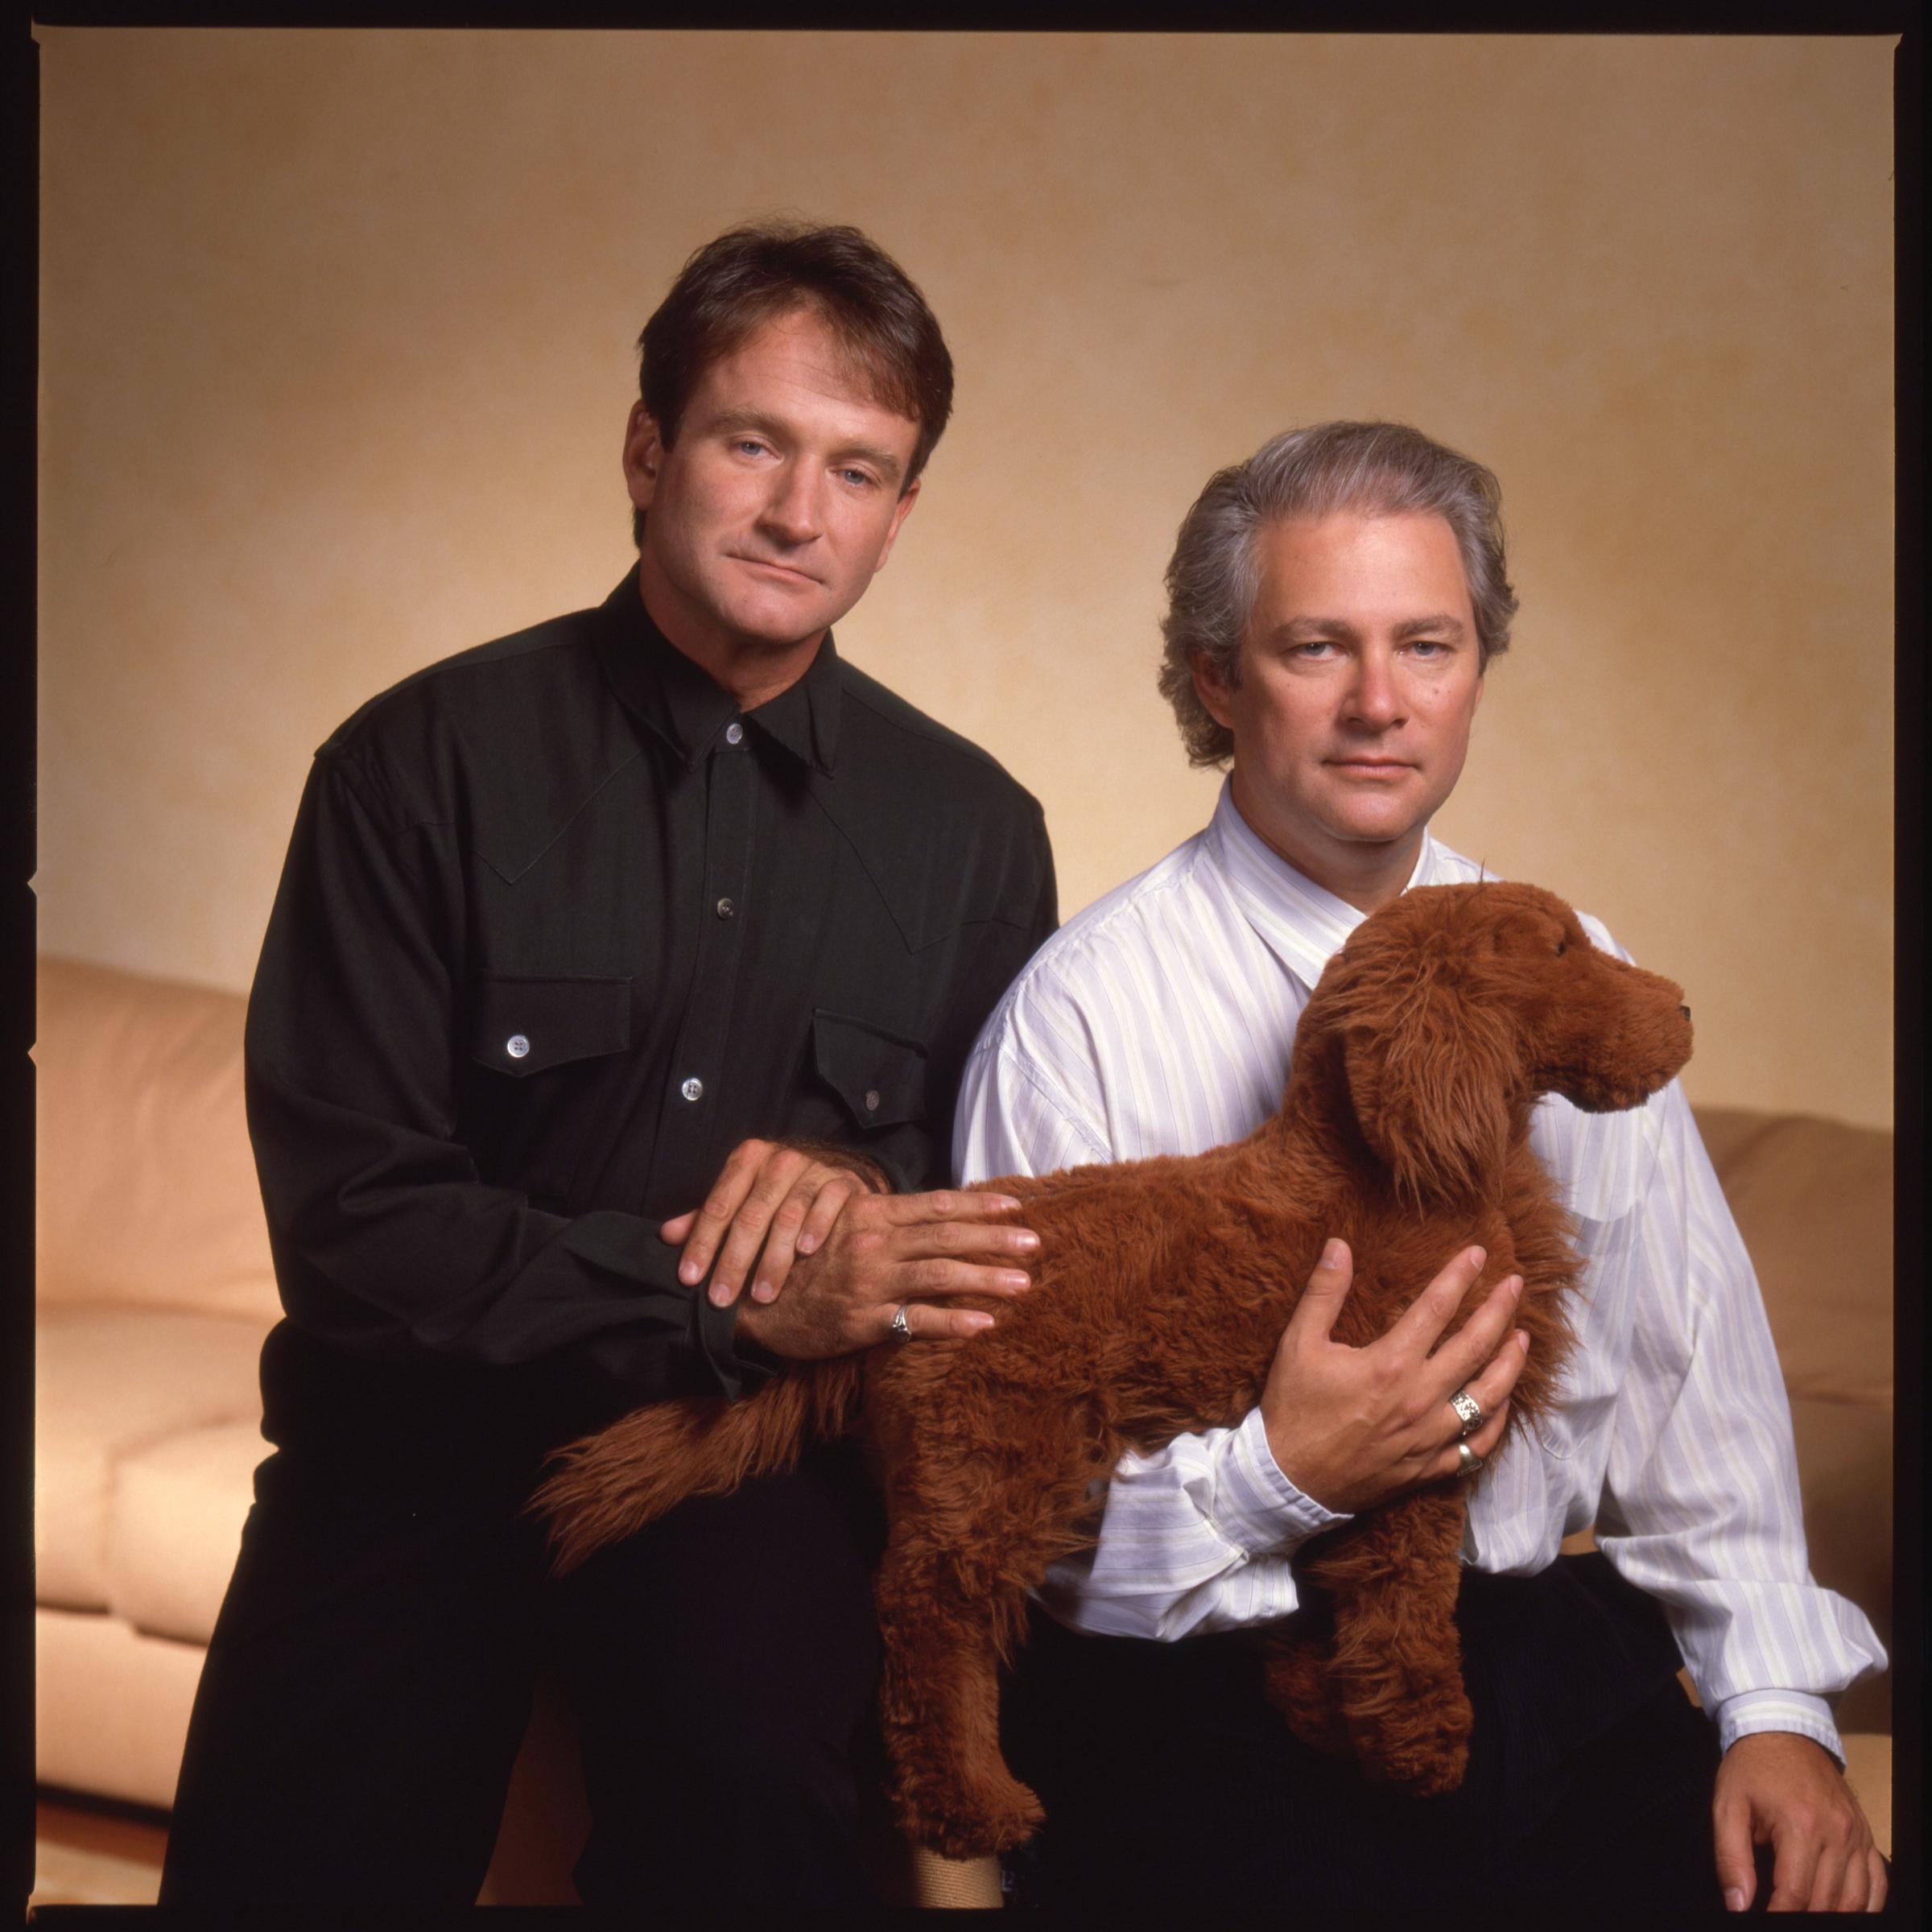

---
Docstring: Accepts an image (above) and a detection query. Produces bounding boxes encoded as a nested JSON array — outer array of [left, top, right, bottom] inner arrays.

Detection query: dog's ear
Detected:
[[1342, 985, 1516, 1205]]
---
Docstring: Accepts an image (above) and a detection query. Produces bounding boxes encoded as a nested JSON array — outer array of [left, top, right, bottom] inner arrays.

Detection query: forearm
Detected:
[[1586, 1083, 1885, 1721], [1713, 1690, 1845, 1763], [1040, 1410, 1348, 1640], [249, 752, 767, 1406], [252, 1053, 764, 1401]]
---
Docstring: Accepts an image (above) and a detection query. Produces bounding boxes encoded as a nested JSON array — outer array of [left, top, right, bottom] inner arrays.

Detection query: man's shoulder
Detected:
[[815, 655, 1052, 945], [320, 602, 606, 767], [307, 599, 640, 878], [978, 828, 1216, 1042], [834, 654, 1041, 823]]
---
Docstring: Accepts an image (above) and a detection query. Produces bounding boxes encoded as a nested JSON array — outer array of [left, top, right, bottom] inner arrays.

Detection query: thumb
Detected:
[[660, 1210, 697, 1244], [1289, 1240, 1354, 1343], [1712, 1791, 1757, 1913]]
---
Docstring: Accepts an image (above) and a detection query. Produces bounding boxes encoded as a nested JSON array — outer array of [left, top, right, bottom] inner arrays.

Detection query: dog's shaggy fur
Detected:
[[533, 881, 1693, 1858]]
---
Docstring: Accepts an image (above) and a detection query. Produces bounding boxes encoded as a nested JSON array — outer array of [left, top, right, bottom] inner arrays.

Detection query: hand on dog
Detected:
[[1261, 1240, 1528, 1514], [664, 1137, 891, 1308], [732, 1187, 1039, 1358]]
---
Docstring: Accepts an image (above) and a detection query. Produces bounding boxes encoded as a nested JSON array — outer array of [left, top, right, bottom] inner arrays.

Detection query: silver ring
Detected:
[[890, 1304, 913, 1343], [1456, 1441, 1485, 1476], [1448, 1388, 1484, 1437]]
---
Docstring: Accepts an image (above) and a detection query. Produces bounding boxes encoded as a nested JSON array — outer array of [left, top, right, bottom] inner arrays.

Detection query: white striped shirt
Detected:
[[954, 780, 1885, 1760]]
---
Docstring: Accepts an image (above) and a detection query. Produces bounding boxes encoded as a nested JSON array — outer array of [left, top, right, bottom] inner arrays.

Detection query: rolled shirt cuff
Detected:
[[695, 1289, 783, 1402], [1214, 1407, 1353, 1555], [1714, 1689, 1845, 1765]]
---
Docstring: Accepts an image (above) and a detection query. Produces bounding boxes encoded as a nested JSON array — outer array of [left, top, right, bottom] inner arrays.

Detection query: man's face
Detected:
[[1193, 510, 1484, 902], [625, 307, 923, 665]]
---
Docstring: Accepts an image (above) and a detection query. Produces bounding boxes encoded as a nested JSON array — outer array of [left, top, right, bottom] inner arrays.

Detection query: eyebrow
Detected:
[[1269, 613, 1468, 642], [704, 408, 906, 487]]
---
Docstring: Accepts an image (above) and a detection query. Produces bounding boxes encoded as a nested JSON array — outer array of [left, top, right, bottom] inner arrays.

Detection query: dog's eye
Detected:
[[1554, 940, 1567, 956]]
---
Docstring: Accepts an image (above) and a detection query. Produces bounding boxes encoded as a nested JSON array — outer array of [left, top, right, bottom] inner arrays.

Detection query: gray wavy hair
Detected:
[[1157, 421, 1517, 767]]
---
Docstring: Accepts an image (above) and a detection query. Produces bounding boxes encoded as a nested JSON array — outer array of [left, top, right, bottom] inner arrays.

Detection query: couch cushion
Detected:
[[36, 956, 281, 1324], [35, 1604, 210, 1811], [1692, 1107, 1891, 1405], [1786, 1394, 1892, 1734], [107, 1419, 266, 1645], [36, 1306, 270, 1612]]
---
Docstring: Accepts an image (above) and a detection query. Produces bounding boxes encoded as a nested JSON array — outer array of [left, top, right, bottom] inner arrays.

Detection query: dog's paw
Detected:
[[1260, 1646, 1352, 1759], [1377, 1740, 1470, 1798], [1355, 1723, 1472, 1797], [892, 1775, 1046, 1859]]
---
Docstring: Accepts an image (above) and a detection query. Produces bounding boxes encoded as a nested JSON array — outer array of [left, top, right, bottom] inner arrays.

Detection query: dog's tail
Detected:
[[530, 1356, 865, 1576]]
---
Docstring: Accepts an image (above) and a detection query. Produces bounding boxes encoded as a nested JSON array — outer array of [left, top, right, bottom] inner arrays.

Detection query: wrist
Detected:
[[1261, 1412, 1339, 1514], [781, 1138, 893, 1195], [1224, 1409, 1350, 1551]]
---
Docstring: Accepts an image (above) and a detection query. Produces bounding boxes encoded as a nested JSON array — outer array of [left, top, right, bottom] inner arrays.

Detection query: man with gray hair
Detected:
[[955, 422, 1887, 1912]]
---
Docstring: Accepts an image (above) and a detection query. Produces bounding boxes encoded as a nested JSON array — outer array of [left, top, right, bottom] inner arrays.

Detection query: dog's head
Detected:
[[1302, 881, 1694, 1203]]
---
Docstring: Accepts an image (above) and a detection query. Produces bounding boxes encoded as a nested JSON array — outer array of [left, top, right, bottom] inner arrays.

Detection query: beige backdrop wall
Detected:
[[39, 30, 1893, 1127]]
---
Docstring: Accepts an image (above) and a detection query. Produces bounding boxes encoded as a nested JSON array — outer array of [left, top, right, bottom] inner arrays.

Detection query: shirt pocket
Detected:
[[461, 973, 634, 1205], [811, 1009, 927, 1131], [467, 973, 633, 1078]]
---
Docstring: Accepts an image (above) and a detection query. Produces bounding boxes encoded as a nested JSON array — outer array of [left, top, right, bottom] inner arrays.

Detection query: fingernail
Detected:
[[1469, 1246, 1486, 1268], [1002, 1271, 1031, 1290], [1015, 1231, 1041, 1251], [1509, 1276, 1523, 1301], [680, 1261, 700, 1285], [1724, 1889, 1745, 1913], [995, 1195, 1022, 1209], [708, 1282, 731, 1307], [965, 1312, 996, 1331], [1516, 1329, 1530, 1352], [797, 1235, 817, 1255], [751, 1280, 774, 1304], [1321, 1239, 1343, 1266]]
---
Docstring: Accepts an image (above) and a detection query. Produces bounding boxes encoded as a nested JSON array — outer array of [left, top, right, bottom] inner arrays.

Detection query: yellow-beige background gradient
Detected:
[[36, 30, 1895, 1127]]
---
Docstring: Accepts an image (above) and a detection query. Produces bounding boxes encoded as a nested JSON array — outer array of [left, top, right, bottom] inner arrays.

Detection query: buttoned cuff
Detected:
[[693, 1290, 783, 1403], [562, 1210, 779, 1403], [1213, 1408, 1352, 1556], [1714, 1690, 1845, 1766]]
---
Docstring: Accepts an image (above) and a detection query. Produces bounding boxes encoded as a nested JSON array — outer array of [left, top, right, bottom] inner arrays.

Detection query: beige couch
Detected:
[[33, 954, 1893, 1901]]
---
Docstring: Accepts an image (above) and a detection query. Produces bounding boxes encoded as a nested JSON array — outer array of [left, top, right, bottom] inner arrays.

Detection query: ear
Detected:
[[1342, 988, 1515, 1205], [871, 474, 921, 573], [622, 401, 664, 514], [1191, 648, 1236, 731]]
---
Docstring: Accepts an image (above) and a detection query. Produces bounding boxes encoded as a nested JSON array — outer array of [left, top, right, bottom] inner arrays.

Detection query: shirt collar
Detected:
[[592, 565, 841, 777], [1202, 777, 1452, 989]]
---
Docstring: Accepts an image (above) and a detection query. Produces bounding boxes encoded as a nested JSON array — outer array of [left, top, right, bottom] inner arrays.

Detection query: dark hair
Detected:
[[1157, 421, 1517, 766], [632, 220, 954, 546]]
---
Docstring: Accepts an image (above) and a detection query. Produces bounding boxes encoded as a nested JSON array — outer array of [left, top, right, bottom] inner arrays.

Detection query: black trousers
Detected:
[[159, 1429, 886, 1908], [1001, 1554, 1740, 1913]]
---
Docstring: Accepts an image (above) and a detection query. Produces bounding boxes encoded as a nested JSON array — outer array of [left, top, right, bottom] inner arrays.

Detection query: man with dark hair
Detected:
[[958, 422, 1886, 1913], [160, 221, 1055, 1909]]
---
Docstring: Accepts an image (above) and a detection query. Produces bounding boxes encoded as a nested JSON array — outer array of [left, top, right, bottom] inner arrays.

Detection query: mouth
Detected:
[[732, 555, 819, 587], [1326, 758, 1414, 778]]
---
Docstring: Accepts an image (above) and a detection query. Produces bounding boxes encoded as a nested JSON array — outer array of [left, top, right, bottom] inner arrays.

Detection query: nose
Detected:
[[1344, 648, 1405, 729], [759, 464, 824, 545], [1680, 1005, 1691, 1022]]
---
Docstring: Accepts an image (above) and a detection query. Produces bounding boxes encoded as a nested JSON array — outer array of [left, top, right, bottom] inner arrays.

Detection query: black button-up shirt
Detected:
[[245, 570, 1055, 1458]]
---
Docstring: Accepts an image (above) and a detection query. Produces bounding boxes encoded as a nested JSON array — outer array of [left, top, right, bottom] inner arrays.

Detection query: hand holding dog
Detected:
[[1262, 1239, 1529, 1514], [663, 1137, 890, 1308], [731, 1186, 1039, 1357]]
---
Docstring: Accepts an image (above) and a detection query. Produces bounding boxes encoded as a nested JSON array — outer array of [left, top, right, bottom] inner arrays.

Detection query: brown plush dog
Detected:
[[532, 881, 1693, 1858]]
